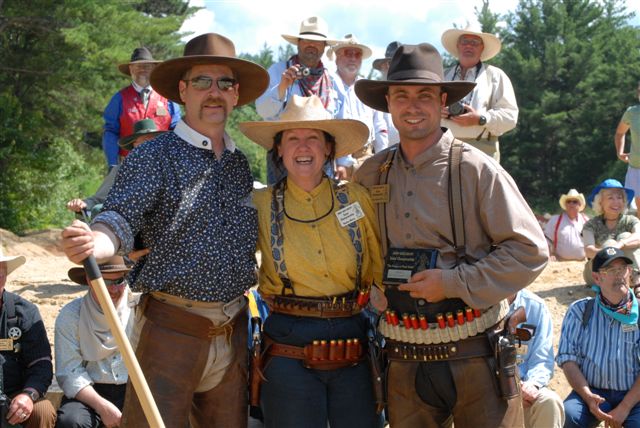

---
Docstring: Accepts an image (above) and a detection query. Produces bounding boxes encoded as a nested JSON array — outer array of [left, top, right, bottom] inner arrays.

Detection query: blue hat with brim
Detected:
[[587, 178, 634, 207]]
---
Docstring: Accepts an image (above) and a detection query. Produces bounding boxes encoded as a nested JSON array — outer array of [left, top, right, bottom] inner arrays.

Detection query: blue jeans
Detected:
[[260, 312, 383, 428], [564, 388, 640, 428]]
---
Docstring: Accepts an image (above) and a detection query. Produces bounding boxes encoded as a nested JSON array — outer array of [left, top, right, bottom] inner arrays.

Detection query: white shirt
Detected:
[[544, 212, 588, 260]]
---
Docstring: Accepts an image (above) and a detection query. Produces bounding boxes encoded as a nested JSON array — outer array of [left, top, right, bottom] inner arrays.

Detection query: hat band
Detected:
[[387, 69, 442, 83], [299, 31, 328, 38]]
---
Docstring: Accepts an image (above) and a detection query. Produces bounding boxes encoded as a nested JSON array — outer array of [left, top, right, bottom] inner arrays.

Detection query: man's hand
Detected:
[[584, 390, 611, 422], [61, 219, 95, 264], [520, 381, 540, 408], [398, 269, 445, 303], [67, 198, 87, 213], [7, 393, 34, 426], [277, 65, 303, 98], [334, 165, 350, 181], [606, 402, 631, 428], [96, 399, 123, 428], [448, 105, 481, 127], [618, 153, 630, 163]]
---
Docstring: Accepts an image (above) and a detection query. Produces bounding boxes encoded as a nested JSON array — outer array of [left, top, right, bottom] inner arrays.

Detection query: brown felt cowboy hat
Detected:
[[68, 256, 131, 286], [0, 248, 26, 275], [281, 16, 339, 46], [238, 95, 369, 159], [118, 47, 160, 76], [441, 24, 502, 62], [355, 43, 476, 113], [150, 33, 269, 106]]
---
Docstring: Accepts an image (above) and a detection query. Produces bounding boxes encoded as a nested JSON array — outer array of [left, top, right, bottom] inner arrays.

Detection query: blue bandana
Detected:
[[591, 285, 639, 325]]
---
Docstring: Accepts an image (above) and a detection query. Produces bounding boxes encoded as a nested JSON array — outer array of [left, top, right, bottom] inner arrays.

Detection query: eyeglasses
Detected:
[[338, 48, 363, 59], [565, 200, 580, 205], [103, 278, 127, 287], [458, 37, 483, 47], [599, 265, 630, 277], [183, 76, 237, 91]]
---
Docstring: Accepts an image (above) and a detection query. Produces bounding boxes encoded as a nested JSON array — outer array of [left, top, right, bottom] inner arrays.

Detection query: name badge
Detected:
[[335, 202, 365, 227], [0, 339, 13, 351], [156, 105, 168, 116], [622, 323, 639, 333], [383, 248, 438, 286], [370, 185, 389, 204]]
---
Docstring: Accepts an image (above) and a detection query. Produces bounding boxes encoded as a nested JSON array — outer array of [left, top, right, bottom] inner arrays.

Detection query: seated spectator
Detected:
[[582, 179, 640, 285], [0, 249, 56, 428], [544, 189, 588, 261], [509, 289, 564, 428], [557, 247, 640, 428], [67, 119, 165, 220], [55, 256, 137, 428]]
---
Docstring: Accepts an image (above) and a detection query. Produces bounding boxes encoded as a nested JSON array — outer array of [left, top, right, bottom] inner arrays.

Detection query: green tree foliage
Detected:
[[0, 0, 193, 233], [492, 0, 640, 209]]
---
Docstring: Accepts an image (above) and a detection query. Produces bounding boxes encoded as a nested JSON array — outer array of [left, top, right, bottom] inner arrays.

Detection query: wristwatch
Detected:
[[478, 115, 487, 126], [22, 389, 39, 402]]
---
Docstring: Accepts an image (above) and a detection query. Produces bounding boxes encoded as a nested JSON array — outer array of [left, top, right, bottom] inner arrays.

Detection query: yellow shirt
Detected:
[[254, 178, 383, 297]]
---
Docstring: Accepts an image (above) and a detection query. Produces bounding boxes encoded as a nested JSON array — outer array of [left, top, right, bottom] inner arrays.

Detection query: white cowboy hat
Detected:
[[281, 16, 339, 46], [559, 189, 586, 211], [327, 34, 373, 61], [441, 24, 502, 62], [0, 248, 26, 275], [238, 95, 369, 159]]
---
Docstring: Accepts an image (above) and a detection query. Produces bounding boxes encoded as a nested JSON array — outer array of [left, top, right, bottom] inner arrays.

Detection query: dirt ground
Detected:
[[1, 227, 592, 402]]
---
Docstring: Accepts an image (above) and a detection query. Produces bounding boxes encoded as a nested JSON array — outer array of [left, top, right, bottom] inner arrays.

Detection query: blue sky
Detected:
[[180, 0, 640, 73]]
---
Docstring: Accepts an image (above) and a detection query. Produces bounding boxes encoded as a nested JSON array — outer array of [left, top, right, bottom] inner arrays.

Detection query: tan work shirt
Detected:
[[354, 129, 548, 309]]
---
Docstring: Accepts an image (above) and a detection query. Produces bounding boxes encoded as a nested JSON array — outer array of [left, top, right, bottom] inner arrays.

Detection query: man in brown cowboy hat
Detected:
[[0, 249, 56, 428], [353, 43, 548, 427], [256, 16, 343, 184], [102, 46, 182, 169], [440, 24, 518, 163], [61, 33, 269, 427], [55, 256, 135, 428]]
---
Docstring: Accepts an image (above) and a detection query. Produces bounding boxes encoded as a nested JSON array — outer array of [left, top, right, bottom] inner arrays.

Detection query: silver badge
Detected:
[[607, 248, 617, 256], [8, 326, 22, 340]]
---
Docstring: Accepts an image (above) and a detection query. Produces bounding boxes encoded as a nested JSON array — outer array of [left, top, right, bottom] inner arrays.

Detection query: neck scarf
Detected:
[[592, 285, 639, 325], [287, 55, 333, 109], [78, 287, 133, 361]]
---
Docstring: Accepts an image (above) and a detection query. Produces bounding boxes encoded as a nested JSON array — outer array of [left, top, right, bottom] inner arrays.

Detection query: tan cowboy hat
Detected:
[[372, 41, 402, 71], [355, 43, 476, 113], [441, 24, 502, 62], [559, 189, 586, 211], [68, 255, 131, 286], [0, 248, 25, 275], [281, 16, 339, 46], [150, 33, 269, 106], [238, 95, 368, 159], [118, 47, 160, 76], [327, 34, 372, 61]]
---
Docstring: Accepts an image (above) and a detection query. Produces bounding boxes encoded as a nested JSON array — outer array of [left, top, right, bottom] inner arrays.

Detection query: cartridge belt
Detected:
[[264, 335, 365, 370], [263, 294, 363, 318], [386, 334, 493, 362]]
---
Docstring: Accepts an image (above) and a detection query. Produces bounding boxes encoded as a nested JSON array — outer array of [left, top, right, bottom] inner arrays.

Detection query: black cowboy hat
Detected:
[[355, 43, 476, 113]]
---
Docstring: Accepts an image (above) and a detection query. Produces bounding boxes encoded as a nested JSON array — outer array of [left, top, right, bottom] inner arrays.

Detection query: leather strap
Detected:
[[264, 336, 365, 370], [448, 140, 466, 265], [263, 294, 362, 318], [386, 334, 492, 362]]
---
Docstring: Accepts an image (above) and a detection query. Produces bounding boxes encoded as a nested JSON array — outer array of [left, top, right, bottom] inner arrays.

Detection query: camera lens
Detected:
[[448, 101, 466, 117]]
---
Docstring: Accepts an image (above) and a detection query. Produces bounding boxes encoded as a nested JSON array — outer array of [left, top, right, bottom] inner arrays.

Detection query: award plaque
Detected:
[[383, 248, 439, 286]]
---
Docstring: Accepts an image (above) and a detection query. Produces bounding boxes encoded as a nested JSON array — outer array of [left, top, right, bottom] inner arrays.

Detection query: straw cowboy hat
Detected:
[[372, 41, 402, 71], [0, 249, 25, 276], [150, 33, 269, 106], [68, 256, 131, 286], [355, 43, 476, 113], [559, 189, 586, 212], [281, 16, 339, 46], [587, 178, 635, 208], [441, 24, 502, 62], [118, 119, 165, 150], [118, 47, 160, 76], [327, 34, 372, 61], [238, 95, 369, 159]]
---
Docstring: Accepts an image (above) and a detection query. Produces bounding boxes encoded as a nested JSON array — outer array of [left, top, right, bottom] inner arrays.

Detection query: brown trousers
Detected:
[[387, 357, 524, 428], [121, 305, 248, 428]]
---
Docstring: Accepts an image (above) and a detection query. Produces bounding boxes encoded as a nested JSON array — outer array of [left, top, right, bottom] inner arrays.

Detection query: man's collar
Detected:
[[131, 81, 152, 93], [173, 120, 236, 153]]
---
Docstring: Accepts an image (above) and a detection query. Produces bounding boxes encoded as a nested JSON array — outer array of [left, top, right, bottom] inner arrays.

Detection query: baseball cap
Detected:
[[592, 247, 633, 273]]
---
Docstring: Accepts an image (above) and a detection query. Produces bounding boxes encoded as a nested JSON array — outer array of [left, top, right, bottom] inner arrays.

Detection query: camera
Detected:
[[296, 65, 311, 78], [448, 101, 468, 117]]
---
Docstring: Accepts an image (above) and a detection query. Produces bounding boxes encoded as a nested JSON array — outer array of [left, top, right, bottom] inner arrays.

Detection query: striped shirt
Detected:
[[556, 297, 640, 391]]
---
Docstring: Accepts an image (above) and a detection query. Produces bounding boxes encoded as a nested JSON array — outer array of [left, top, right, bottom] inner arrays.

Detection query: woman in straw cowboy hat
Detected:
[[239, 95, 384, 428], [0, 249, 56, 428], [543, 188, 589, 261], [582, 179, 640, 285]]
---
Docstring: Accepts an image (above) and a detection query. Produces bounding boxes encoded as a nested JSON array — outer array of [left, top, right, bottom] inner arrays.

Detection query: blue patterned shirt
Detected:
[[94, 120, 258, 302], [557, 297, 640, 391]]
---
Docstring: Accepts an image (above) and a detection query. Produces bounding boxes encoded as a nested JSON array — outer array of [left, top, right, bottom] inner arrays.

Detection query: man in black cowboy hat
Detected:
[[102, 46, 182, 169], [353, 43, 548, 427], [61, 33, 269, 427]]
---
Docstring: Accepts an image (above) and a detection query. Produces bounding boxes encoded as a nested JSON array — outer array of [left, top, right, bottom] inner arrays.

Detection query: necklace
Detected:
[[282, 178, 335, 224]]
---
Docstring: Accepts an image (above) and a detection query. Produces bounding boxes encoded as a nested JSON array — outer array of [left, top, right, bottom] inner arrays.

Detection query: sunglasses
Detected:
[[183, 76, 237, 91], [565, 200, 581, 205], [458, 38, 483, 47], [599, 265, 630, 277], [103, 278, 127, 287]]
